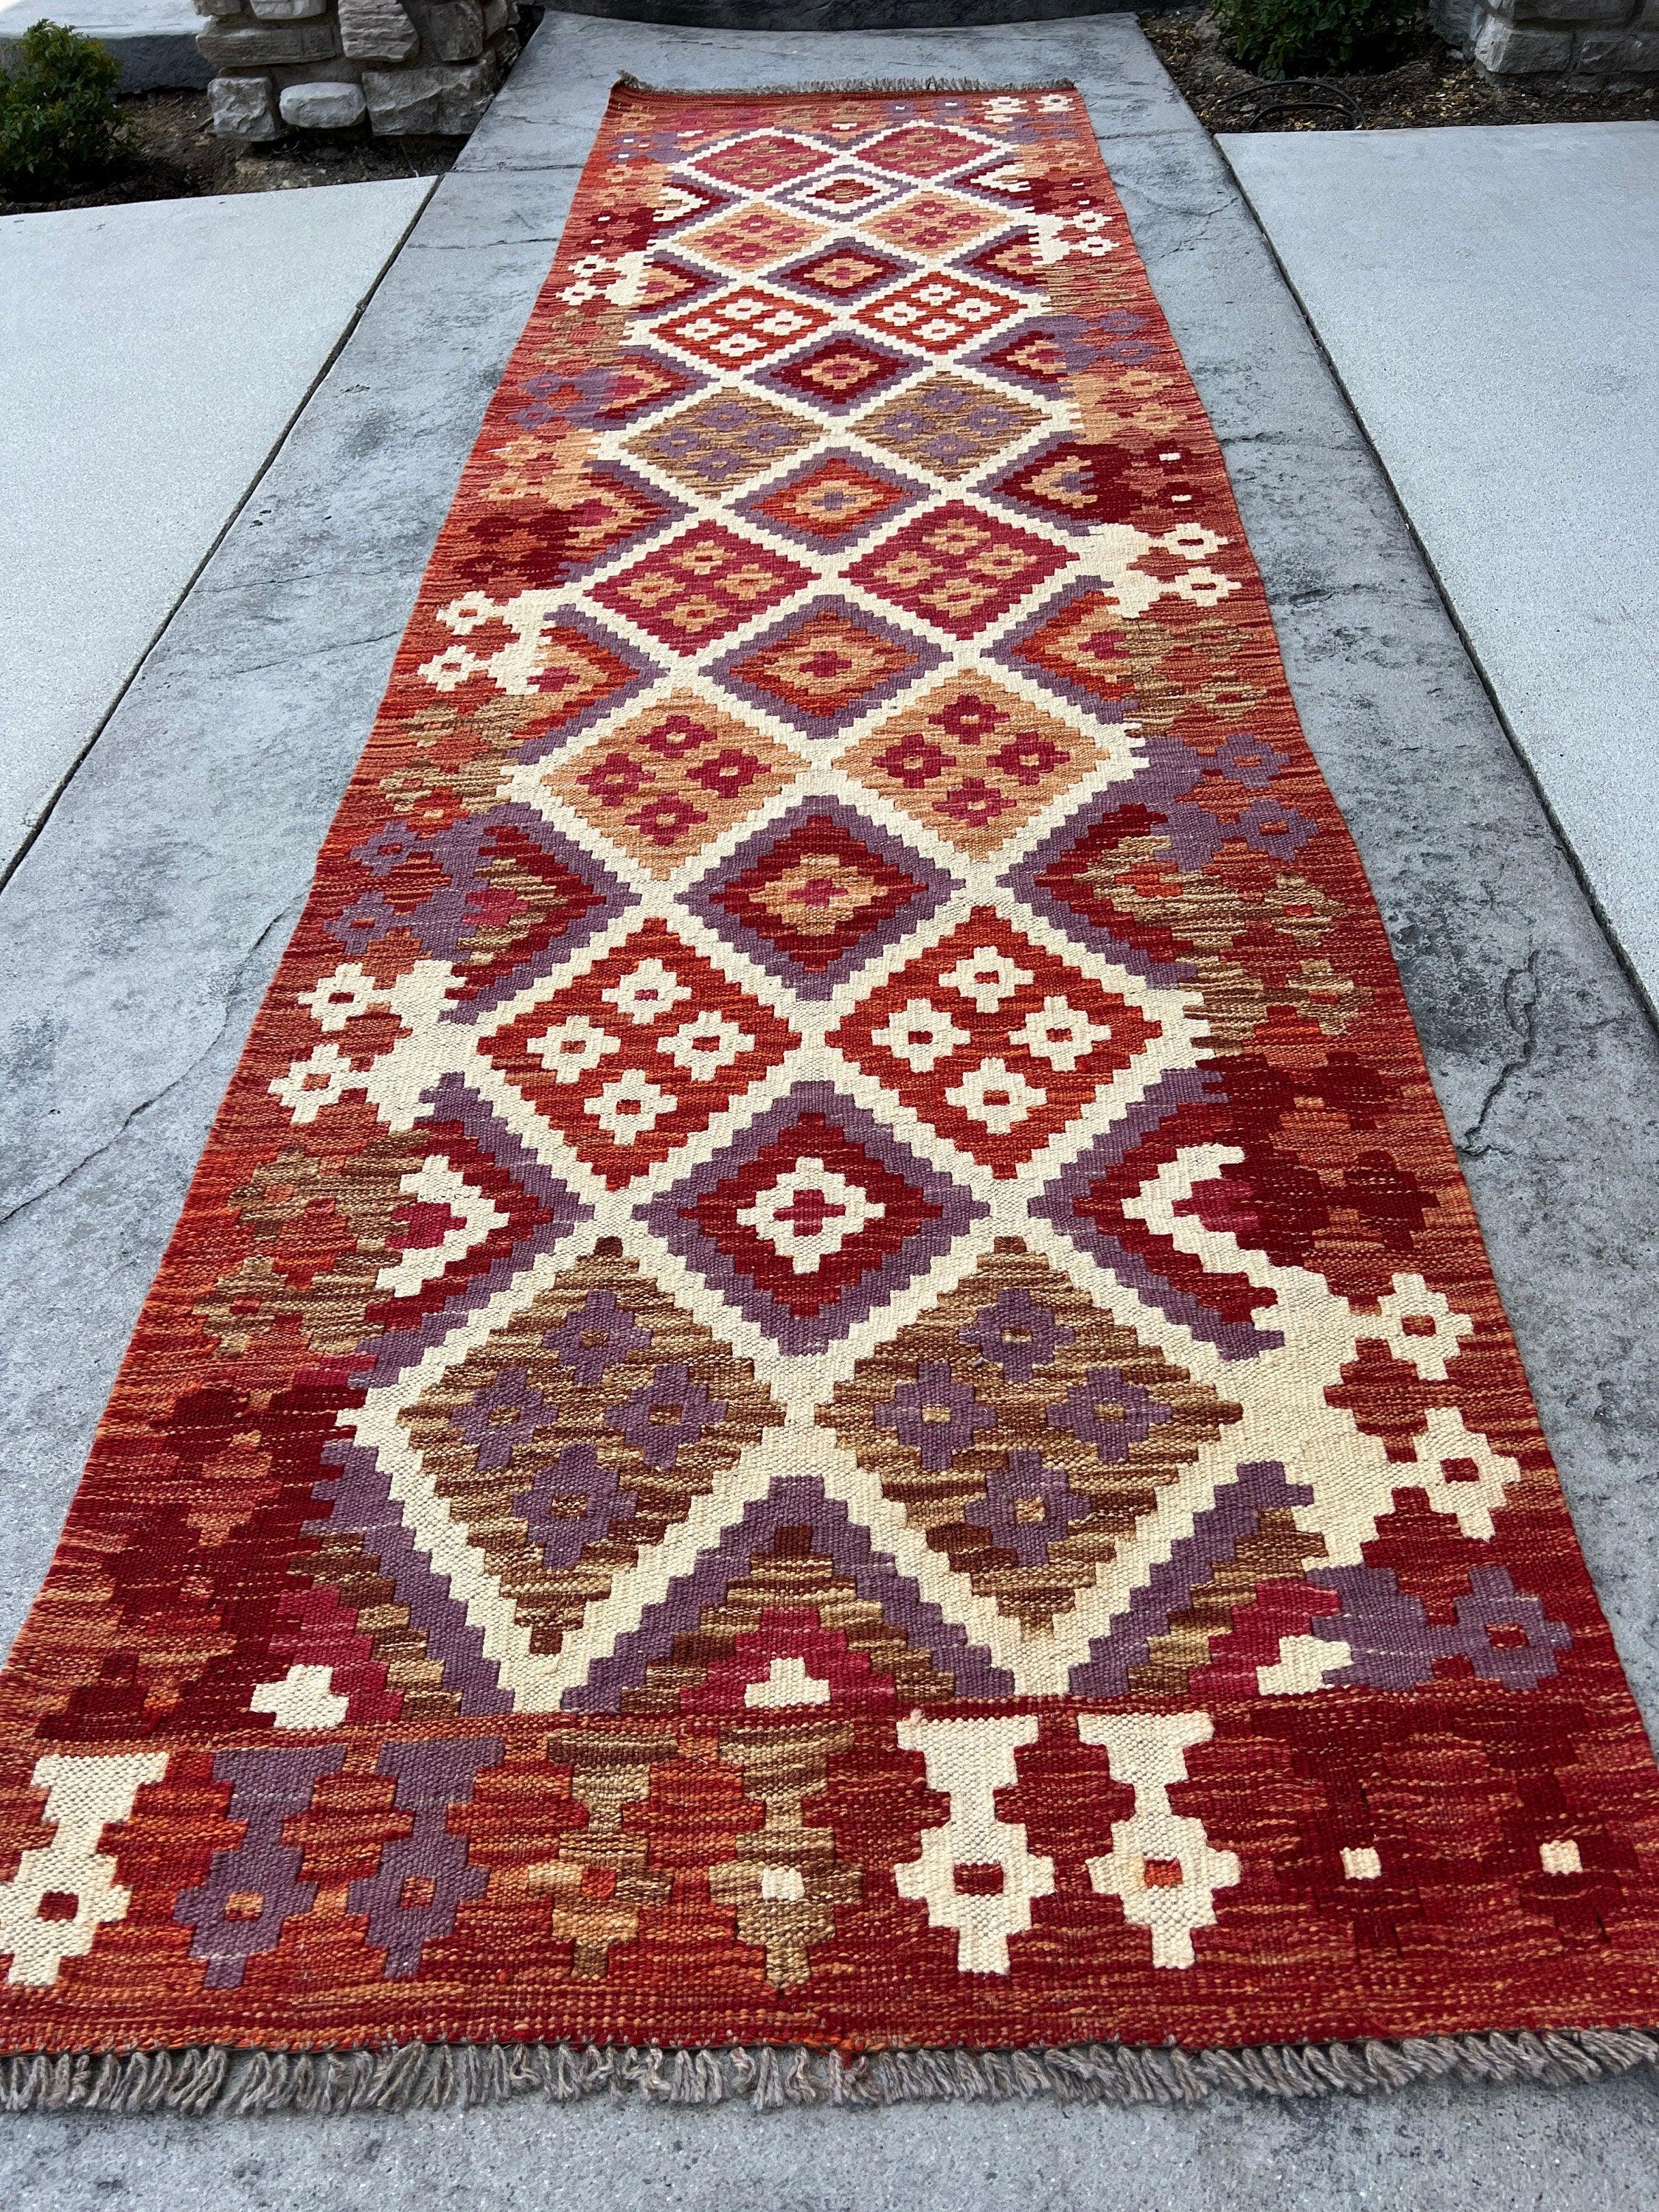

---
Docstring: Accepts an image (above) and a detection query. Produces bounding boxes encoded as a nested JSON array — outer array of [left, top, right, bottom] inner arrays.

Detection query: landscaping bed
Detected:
[[1, 88, 459, 215], [1144, 4, 1659, 130]]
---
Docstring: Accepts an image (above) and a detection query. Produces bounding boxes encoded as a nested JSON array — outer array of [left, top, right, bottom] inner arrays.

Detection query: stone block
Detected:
[[248, 0, 327, 17], [408, 0, 485, 60], [363, 48, 500, 131], [279, 77, 368, 124], [208, 70, 279, 137], [1577, 18, 1659, 54], [198, 15, 338, 63], [1429, 0, 1483, 44], [339, 0, 420, 60], [480, 0, 509, 29], [192, 0, 245, 20], [1472, 14, 1574, 62], [1490, 0, 1632, 21]]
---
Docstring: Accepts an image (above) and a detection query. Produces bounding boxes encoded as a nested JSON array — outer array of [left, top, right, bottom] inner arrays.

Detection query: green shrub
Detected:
[[1213, 0, 1420, 76], [0, 20, 123, 201]]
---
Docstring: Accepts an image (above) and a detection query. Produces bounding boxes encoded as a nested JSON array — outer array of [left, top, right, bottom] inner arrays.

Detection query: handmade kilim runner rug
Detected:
[[4, 81, 1659, 2115]]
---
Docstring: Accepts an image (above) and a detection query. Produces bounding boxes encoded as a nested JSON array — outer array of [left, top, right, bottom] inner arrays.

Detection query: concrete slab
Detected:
[[0, 0, 208, 87], [2, 18, 1659, 2203], [0, 177, 434, 876], [1220, 122, 1659, 1018]]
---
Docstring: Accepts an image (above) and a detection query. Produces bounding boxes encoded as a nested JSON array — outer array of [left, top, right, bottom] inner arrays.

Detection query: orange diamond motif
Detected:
[[858, 125, 988, 179], [842, 502, 1073, 640], [543, 691, 803, 877], [683, 205, 830, 273], [841, 672, 1110, 858], [588, 524, 811, 654], [866, 191, 1001, 258]]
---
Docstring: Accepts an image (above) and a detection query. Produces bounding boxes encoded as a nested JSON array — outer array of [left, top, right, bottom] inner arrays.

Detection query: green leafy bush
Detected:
[[1213, 0, 1420, 77], [0, 20, 123, 201]]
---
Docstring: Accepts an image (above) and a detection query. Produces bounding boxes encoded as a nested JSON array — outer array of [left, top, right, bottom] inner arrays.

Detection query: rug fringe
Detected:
[[612, 72, 1079, 97], [3, 2029, 1657, 2115]]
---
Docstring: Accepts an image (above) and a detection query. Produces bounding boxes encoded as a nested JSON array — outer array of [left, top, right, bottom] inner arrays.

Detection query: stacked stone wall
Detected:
[[198, 0, 519, 138], [1432, 0, 1656, 70]]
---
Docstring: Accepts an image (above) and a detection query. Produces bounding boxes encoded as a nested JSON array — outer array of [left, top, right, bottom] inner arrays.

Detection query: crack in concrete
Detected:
[[0, 905, 295, 1237], [1460, 949, 1545, 1160]]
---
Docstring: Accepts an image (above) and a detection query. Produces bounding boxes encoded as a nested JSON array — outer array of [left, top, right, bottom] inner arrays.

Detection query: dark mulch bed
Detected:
[[1, 90, 462, 216], [1142, 5, 1659, 130]]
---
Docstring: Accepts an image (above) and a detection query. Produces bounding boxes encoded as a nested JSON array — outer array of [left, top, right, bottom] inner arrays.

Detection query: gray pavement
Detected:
[[1222, 121, 1659, 1020], [1, 15, 1658, 2203], [0, 0, 208, 88], [0, 179, 434, 874]]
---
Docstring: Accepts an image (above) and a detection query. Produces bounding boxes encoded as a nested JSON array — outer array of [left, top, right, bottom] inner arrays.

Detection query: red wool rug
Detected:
[[3, 83, 1658, 2113]]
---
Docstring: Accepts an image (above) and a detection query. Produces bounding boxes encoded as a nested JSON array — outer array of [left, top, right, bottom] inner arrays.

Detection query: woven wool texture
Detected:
[[3, 83, 1659, 2081]]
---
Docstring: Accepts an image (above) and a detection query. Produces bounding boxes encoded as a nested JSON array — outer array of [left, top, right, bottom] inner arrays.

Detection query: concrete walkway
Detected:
[[1, 18, 1658, 2207], [0, 179, 433, 875], [0, 0, 208, 88], [1222, 122, 1659, 1019]]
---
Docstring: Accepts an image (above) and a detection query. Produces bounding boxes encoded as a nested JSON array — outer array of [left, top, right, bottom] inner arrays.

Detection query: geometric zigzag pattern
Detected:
[[1, 83, 1657, 2068]]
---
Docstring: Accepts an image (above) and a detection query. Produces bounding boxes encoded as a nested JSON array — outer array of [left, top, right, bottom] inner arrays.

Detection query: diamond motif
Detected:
[[756, 333, 922, 419], [841, 501, 1074, 640], [681, 204, 830, 273], [681, 797, 958, 999], [858, 125, 987, 179], [993, 580, 1135, 719], [773, 167, 908, 220], [857, 274, 1020, 356], [734, 452, 929, 554], [639, 1082, 987, 1354], [857, 374, 1044, 481], [820, 1241, 1240, 1630], [481, 920, 796, 1187], [830, 908, 1157, 1174], [653, 286, 831, 371], [398, 1247, 784, 1653], [865, 191, 1001, 257], [588, 524, 812, 654], [841, 671, 1111, 857], [623, 392, 819, 495], [692, 132, 832, 192], [772, 238, 914, 303], [708, 599, 942, 742], [541, 689, 803, 877]]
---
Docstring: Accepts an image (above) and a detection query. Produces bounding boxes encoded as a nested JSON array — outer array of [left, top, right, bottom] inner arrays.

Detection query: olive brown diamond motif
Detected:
[[622, 393, 819, 495], [856, 373, 1045, 481], [819, 1239, 1241, 1630]]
